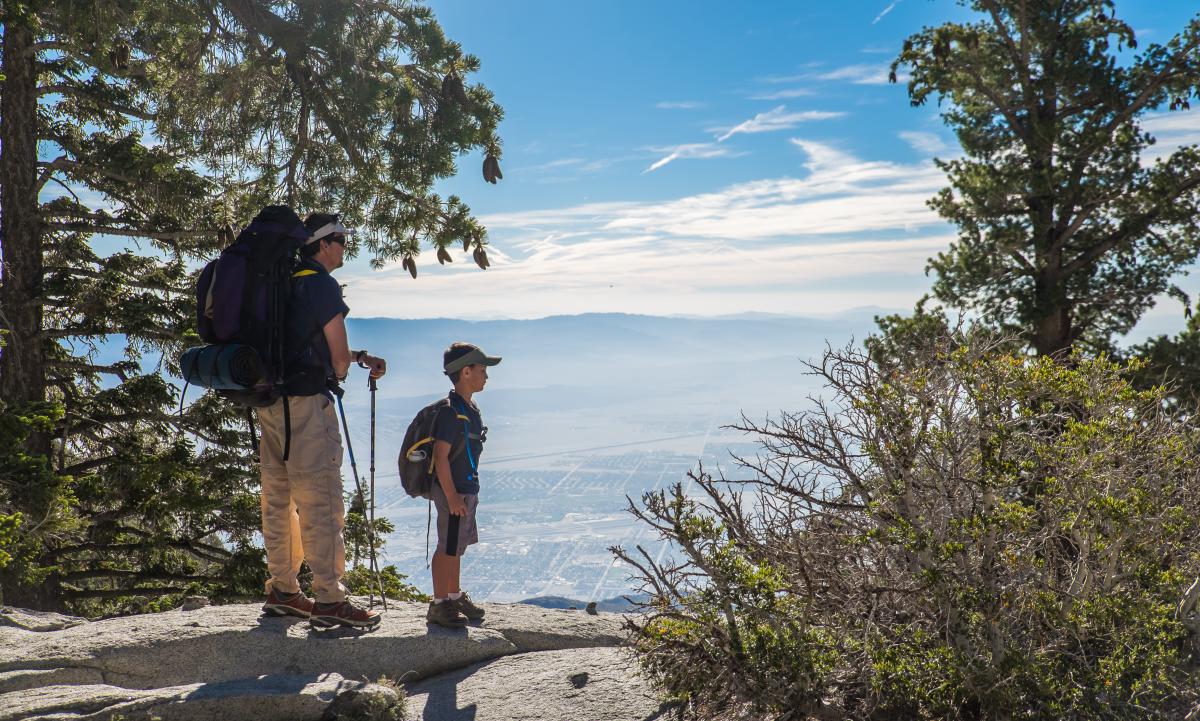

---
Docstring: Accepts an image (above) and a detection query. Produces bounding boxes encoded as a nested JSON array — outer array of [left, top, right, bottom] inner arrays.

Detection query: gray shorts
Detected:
[[431, 483, 479, 557]]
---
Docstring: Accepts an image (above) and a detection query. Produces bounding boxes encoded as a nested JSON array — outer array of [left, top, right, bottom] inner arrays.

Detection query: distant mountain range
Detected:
[[346, 310, 885, 403], [518, 594, 646, 613]]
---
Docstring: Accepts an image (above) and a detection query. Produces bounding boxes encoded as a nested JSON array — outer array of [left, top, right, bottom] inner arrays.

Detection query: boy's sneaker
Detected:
[[426, 599, 468, 628], [451, 592, 485, 621], [310, 599, 382, 629], [262, 588, 314, 619]]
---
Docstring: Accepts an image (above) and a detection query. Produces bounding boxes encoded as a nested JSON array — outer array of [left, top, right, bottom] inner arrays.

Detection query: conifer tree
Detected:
[[892, 0, 1200, 357], [0, 0, 502, 612]]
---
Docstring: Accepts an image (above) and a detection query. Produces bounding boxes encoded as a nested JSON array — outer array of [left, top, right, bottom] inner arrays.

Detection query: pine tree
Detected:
[[0, 0, 502, 612], [892, 0, 1200, 357]]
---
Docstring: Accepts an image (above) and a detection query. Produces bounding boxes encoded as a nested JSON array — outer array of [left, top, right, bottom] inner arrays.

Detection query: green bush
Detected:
[[344, 564, 429, 603], [617, 330, 1200, 720]]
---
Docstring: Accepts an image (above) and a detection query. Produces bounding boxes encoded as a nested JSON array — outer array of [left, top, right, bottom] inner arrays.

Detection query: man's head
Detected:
[[301, 212, 354, 271], [444, 342, 501, 394]]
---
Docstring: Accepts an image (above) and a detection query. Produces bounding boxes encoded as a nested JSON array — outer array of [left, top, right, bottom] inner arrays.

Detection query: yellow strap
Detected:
[[292, 269, 319, 278], [456, 414, 470, 421], [408, 437, 434, 453]]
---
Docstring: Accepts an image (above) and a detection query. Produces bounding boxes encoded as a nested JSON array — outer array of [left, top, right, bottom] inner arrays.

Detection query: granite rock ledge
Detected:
[[0, 601, 666, 721]]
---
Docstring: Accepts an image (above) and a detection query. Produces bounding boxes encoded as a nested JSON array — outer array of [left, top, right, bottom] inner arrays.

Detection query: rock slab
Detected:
[[1, 602, 657, 721]]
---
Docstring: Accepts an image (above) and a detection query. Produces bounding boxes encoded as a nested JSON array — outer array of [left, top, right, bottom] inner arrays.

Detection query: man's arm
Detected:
[[322, 314, 351, 379], [434, 440, 467, 516]]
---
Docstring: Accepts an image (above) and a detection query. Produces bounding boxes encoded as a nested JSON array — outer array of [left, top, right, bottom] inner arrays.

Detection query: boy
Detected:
[[426, 342, 500, 628]]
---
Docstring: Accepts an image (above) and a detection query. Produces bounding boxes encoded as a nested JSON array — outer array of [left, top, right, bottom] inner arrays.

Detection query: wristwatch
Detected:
[[354, 349, 370, 368]]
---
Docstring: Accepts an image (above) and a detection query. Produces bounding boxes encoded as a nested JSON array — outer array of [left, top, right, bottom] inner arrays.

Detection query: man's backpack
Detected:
[[183, 205, 311, 407], [398, 398, 466, 498]]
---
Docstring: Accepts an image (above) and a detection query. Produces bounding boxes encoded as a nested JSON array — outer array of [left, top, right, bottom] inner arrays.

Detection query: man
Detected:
[[258, 212, 387, 629], [427, 342, 501, 628]]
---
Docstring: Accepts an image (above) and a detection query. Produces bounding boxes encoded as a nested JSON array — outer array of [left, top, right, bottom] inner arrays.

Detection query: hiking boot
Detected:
[[310, 599, 382, 629], [451, 592, 485, 621], [426, 599, 468, 628], [262, 588, 314, 619]]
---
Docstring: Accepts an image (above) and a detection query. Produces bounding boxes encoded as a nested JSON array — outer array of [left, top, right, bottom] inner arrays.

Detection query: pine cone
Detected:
[[108, 43, 130, 71], [442, 74, 468, 104], [437, 247, 453, 265], [462, 235, 472, 253], [472, 248, 489, 270], [403, 257, 417, 279], [482, 155, 503, 184]]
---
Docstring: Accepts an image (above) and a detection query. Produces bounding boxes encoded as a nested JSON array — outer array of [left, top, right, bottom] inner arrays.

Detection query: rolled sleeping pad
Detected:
[[180, 344, 264, 390]]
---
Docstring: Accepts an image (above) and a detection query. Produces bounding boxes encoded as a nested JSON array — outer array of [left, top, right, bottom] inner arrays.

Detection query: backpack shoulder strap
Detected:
[[437, 398, 468, 463]]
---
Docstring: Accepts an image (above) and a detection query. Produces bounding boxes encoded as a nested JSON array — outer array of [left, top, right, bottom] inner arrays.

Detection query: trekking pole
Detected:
[[335, 392, 385, 611], [368, 374, 387, 610]]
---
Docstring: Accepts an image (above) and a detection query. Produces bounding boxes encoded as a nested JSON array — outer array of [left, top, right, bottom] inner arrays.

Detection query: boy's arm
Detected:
[[434, 440, 466, 516]]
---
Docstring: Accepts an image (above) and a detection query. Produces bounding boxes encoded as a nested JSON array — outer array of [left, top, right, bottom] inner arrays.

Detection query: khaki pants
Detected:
[[257, 394, 347, 604]]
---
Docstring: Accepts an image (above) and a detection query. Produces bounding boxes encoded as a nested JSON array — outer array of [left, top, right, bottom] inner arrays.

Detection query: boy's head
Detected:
[[444, 342, 501, 393]]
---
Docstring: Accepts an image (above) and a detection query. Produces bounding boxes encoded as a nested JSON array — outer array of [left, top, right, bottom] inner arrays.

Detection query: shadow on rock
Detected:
[[417, 665, 479, 721]]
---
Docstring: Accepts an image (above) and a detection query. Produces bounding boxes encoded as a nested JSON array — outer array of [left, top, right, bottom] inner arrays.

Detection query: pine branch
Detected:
[[56, 455, 120, 477], [59, 586, 191, 600], [1064, 174, 1200, 276], [59, 569, 226, 583], [55, 540, 233, 565], [45, 265, 188, 294], [42, 221, 212, 242], [38, 83, 157, 121]]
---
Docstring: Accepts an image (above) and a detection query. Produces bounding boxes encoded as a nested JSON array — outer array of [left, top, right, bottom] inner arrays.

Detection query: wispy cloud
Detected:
[[749, 88, 814, 101], [815, 64, 897, 85], [873, 0, 903, 24], [345, 141, 951, 318], [489, 140, 946, 239], [1143, 110, 1200, 162], [656, 101, 706, 110], [898, 131, 951, 156], [713, 106, 844, 142], [643, 143, 741, 173]]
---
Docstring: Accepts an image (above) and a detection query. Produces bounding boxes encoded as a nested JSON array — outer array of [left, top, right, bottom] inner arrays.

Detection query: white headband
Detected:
[[307, 221, 356, 244]]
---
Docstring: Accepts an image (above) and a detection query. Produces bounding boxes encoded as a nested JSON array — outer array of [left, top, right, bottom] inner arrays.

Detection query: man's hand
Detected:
[[361, 354, 387, 379], [447, 490, 467, 516]]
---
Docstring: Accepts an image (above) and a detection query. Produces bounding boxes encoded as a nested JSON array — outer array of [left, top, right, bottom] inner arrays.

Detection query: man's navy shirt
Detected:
[[432, 390, 484, 495], [286, 258, 349, 397]]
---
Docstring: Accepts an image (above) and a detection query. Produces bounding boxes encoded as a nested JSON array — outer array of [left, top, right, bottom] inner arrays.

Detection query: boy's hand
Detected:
[[447, 491, 467, 516]]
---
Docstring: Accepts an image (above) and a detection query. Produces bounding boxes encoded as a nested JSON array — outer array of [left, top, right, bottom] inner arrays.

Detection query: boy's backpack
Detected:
[[185, 205, 311, 407], [398, 398, 466, 498]]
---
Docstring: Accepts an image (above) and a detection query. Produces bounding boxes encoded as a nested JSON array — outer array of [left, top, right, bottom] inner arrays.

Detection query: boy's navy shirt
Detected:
[[432, 390, 484, 495], [285, 258, 349, 397]]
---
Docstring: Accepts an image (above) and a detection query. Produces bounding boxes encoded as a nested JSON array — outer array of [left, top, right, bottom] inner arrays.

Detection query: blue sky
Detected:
[[333, 0, 1200, 330]]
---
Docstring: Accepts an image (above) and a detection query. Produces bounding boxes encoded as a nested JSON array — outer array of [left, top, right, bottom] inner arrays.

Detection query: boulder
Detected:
[[406, 646, 664, 721], [0, 601, 651, 721], [2, 674, 356, 721], [0, 606, 87, 632]]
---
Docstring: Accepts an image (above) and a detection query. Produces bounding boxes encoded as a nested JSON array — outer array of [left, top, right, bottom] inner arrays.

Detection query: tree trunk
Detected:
[[0, 12, 47, 416], [1033, 252, 1072, 358], [1, 9, 59, 612]]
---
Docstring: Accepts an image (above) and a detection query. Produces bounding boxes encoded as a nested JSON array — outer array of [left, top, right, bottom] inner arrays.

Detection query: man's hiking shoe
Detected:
[[427, 599, 468, 628], [262, 588, 314, 619], [451, 592, 485, 621], [310, 600, 382, 629]]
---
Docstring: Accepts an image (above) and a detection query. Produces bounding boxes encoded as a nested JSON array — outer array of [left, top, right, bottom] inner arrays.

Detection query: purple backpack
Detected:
[[194, 206, 311, 405]]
